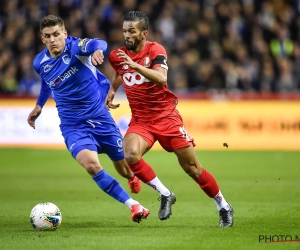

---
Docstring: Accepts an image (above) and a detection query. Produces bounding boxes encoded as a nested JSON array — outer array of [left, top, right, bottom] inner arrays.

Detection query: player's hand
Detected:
[[92, 50, 104, 66], [117, 49, 138, 69], [27, 105, 42, 129], [105, 89, 120, 110]]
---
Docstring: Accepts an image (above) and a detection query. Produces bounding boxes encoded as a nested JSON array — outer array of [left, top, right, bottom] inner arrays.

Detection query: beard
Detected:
[[125, 36, 142, 50]]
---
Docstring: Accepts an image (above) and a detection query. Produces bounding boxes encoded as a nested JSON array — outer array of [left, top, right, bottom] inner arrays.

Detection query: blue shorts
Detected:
[[60, 111, 124, 161]]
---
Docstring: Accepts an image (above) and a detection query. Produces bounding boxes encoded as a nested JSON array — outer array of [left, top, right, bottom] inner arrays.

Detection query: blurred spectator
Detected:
[[270, 24, 294, 59], [0, 0, 299, 96], [292, 42, 300, 89], [18, 70, 40, 96], [196, 60, 214, 91], [275, 57, 298, 92], [258, 59, 276, 92], [155, 7, 176, 46], [0, 63, 18, 93], [209, 43, 226, 90], [183, 49, 201, 90], [17, 53, 40, 96], [223, 59, 240, 92], [234, 43, 259, 91], [167, 54, 186, 91]]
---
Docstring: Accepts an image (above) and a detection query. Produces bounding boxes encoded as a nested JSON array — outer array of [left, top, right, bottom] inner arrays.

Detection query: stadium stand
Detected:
[[0, 0, 299, 98]]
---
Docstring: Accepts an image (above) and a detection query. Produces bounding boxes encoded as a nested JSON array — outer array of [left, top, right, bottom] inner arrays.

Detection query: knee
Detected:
[[114, 160, 133, 179], [183, 162, 203, 179], [184, 165, 197, 177], [84, 161, 102, 176], [125, 150, 141, 164]]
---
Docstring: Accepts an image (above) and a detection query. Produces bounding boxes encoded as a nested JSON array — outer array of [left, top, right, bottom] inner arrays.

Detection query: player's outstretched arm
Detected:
[[27, 105, 42, 129], [105, 70, 122, 110], [76, 38, 107, 60]]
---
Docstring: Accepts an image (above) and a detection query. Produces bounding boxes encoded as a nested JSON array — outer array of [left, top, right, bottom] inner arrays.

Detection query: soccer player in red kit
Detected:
[[107, 11, 234, 227]]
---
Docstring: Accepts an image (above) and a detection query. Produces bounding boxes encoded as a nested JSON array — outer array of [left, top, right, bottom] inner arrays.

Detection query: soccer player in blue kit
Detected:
[[27, 15, 149, 223]]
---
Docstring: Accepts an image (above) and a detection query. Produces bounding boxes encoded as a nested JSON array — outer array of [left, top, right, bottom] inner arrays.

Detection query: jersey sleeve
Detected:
[[150, 44, 168, 70], [36, 79, 52, 108], [32, 56, 51, 107], [32, 56, 41, 75], [69, 36, 108, 56]]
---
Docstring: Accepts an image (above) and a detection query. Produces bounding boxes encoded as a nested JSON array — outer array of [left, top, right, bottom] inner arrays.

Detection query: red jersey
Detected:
[[109, 41, 178, 122]]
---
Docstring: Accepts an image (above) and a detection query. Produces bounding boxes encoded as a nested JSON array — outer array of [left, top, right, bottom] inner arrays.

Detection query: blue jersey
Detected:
[[33, 36, 110, 124]]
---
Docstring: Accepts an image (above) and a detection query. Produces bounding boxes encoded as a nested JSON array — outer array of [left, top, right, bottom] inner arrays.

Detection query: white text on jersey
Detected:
[[123, 72, 150, 86], [46, 66, 79, 87]]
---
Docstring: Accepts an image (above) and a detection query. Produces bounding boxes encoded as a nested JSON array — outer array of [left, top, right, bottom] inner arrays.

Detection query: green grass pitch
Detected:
[[0, 148, 299, 250]]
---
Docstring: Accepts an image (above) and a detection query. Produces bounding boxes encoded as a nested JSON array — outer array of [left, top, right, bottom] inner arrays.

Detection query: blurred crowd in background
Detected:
[[0, 0, 300, 96]]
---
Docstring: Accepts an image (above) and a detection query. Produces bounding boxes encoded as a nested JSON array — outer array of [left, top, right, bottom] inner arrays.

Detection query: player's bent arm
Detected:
[[106, 70, 122, 109], [90, 39, 107, 53], [116, 50, 167, 86], [76, 38, 108, 56], [134, 64, 167, 86], [74, 38, 107, 65], [110, 70, 123, 92]]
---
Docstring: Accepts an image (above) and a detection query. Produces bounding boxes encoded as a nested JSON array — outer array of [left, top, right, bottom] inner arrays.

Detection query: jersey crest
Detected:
[[62, 55, 71, 64], [144, 57, 150, 67]]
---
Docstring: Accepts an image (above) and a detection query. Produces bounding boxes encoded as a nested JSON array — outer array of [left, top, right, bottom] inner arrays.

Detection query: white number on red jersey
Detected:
[[179, 126, 191, 142]]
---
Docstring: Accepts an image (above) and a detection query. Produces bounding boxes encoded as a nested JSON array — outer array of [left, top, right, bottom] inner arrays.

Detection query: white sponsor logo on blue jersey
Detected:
[[46, 66, 79, 87]]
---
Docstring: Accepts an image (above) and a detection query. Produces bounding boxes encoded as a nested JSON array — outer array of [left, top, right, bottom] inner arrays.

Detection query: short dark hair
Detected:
[[124, 11, 149, 31], [40, 15, 65, 32]]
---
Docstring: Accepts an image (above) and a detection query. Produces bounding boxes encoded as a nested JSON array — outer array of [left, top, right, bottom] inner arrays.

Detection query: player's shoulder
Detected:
[[33, 49, 50, 73], [147, 41, 167, 59], [110, 46, 126, 55], [33, 48, 46, 62], [147, 41, 165, 51], [109, 45, 126, 60], [147, 41, 167, 56], [65, 36, 81, 48]]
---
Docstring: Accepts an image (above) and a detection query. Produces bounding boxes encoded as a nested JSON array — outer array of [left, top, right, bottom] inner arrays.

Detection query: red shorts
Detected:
[[126, 109, 195, 152]]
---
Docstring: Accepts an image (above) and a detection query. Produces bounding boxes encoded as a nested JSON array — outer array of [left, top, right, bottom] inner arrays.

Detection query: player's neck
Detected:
[[49, 50, 63, 58], [130, 40, 147, 54]]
